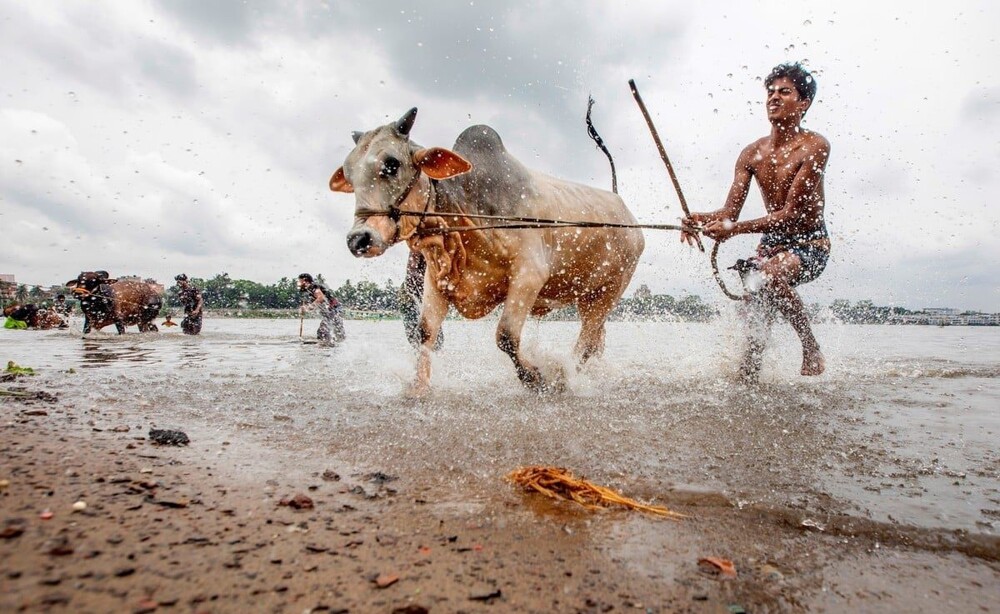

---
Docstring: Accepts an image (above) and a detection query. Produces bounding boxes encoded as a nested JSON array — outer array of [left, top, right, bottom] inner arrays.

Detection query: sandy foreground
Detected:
[[1, 376, 998, 613]]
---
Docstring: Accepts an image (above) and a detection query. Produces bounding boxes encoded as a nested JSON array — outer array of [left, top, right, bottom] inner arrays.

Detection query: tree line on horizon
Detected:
[[0, 276, 991, 323]]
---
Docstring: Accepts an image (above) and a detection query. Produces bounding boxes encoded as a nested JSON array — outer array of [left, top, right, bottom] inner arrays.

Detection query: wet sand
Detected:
[[2, 321, 999, 612], [2, 379, 998, 612]]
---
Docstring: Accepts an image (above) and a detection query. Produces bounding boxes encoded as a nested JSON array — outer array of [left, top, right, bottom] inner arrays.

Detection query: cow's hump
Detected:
[[450, 125, 535, 216]]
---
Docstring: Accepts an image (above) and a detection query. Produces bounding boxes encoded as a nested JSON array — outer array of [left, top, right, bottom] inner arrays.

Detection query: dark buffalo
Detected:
[[65, 271, 162, 334]]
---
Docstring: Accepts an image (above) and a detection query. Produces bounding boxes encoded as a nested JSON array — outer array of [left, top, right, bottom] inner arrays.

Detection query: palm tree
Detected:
[[14, 284, 29, 304]]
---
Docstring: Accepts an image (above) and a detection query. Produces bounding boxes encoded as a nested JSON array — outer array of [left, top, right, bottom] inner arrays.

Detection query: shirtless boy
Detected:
[[683, 62, 830, 379]]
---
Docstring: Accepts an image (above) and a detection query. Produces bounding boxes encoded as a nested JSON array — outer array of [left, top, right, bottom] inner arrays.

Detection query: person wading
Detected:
[[297, 273, 346, 345], [174, 274, 204, 335], [683, 62, 830, 380]]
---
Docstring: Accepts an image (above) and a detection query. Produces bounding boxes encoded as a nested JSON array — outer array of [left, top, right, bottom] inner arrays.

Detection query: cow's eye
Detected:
[[380, 157, 400, 178]]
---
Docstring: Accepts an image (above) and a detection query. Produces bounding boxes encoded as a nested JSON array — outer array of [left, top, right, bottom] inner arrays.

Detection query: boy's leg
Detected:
[[759, 252, 825, 376]]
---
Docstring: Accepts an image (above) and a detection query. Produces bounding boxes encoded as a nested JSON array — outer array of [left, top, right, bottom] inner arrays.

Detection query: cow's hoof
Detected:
[[404, 380, 431, 399], [519, 367, 565, 395]]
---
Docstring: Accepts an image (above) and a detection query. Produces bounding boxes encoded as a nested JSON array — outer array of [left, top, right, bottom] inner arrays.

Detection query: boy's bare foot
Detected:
[[801, 348, 825, 376]]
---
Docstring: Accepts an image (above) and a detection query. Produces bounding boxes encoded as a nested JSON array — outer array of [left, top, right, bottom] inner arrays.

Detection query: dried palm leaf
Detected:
[[507, 466, 686, 520]]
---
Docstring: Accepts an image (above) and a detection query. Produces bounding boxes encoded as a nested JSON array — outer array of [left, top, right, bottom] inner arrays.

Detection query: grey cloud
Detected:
[[154, 0, 259, 45], [137, 41, 199, 99], [846, 163, 910, 198], [0, 4, 199, 102], [960, 87, 1000, 123], [309, 2, 689, 178]]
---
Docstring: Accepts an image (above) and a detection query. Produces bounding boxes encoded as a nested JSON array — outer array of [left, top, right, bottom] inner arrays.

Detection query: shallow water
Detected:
[[2, 315, 998, 538]]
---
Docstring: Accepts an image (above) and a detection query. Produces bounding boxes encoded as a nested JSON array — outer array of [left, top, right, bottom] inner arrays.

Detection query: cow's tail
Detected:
[[586, 96, 618, 194]]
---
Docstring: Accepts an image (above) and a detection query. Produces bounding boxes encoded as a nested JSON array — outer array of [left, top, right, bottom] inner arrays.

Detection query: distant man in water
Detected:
[[174, 274, 204, 335], [297, 273, 346, 344], [683, 62, 830, 379], [52, 294, 72, 318]]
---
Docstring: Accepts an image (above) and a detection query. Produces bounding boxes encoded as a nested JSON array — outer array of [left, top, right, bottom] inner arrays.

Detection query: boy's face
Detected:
[[766, 76, 810, 123]]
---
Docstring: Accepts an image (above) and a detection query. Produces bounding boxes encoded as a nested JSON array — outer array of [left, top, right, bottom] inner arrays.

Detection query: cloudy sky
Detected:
[[1, 1, 997, 311]]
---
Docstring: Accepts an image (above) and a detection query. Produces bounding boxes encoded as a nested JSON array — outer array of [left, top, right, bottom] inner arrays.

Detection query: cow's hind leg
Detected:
[[497, 269, 557, 392], [574, 294, 616, 367]]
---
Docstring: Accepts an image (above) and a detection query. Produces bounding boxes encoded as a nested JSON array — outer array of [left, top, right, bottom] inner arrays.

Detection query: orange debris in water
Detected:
[[506, 466, 687, 520]]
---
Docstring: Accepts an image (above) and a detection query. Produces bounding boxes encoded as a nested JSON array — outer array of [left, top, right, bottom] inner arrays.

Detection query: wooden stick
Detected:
[[629, 79, 704, 252]]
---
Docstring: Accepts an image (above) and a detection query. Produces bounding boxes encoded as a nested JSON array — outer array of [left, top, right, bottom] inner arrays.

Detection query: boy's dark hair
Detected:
[[765, 62, 817, 102], [297, 273, 313, 284]]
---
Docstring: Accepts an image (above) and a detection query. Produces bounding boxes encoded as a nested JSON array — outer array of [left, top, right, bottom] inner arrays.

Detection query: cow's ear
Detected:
[[65, 280, 79, 287], [329, 167, 354, 193], [413, 148, 472, 180], [106, 279, 119, 284]]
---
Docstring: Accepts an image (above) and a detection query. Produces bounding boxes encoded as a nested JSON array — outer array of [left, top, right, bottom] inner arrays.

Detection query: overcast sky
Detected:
[[1, 1, 997, 311]]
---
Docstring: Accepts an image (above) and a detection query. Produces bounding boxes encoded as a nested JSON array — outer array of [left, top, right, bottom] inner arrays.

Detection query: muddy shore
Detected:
[[2, 373, 998, 613]]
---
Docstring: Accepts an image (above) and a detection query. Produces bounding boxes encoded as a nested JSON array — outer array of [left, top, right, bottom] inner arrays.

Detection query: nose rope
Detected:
[[353, 169, 431, 244], [351, 177, 749, 301]]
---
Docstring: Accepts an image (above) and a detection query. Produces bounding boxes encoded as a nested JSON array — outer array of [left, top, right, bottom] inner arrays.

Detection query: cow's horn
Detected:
[[351, 131, 364, 144], [395, 107, 418, 136]]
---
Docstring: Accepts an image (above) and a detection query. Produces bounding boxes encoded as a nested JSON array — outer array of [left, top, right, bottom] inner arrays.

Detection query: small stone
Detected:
[[278, 494, 314, 510], [760, 564, 784, 580], [72, 501, 87, 512], [148, 429, 189, 446], [374, 573, 399, 588]]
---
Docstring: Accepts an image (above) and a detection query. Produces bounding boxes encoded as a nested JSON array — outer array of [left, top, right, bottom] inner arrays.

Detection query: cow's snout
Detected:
[[347, 227, 386, 258]]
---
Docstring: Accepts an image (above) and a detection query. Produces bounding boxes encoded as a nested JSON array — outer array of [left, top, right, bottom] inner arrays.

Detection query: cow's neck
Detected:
[[405, 176, 507, 312]]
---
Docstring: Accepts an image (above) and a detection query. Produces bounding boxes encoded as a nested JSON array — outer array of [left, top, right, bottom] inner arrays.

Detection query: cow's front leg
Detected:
[[496, 268, 552, 392], [115, 320, 126, 334], [407, 277, 449, 397]]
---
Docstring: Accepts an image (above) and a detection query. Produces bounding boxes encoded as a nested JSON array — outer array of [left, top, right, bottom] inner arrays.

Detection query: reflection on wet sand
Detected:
[[178, 340, 209, 365], [80, 341, 157, 368]]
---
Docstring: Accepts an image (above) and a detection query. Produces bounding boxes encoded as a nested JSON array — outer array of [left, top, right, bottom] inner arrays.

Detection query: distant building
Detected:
[[0, 274, 15, 301], [923, 308, 959, 316]]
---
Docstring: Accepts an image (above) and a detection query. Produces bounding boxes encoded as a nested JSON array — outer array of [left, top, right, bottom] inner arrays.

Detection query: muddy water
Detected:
[[3, 316, 998, 545]]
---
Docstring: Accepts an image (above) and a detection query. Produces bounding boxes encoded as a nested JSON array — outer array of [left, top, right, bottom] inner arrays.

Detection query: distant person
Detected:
[[297, 273, 346, 344], [52, 294, 73, 317], [162, 314, 179, 327], [682, 62, 830, 380], [400, 251, 444, 350], [174, 274, 204, 335]]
